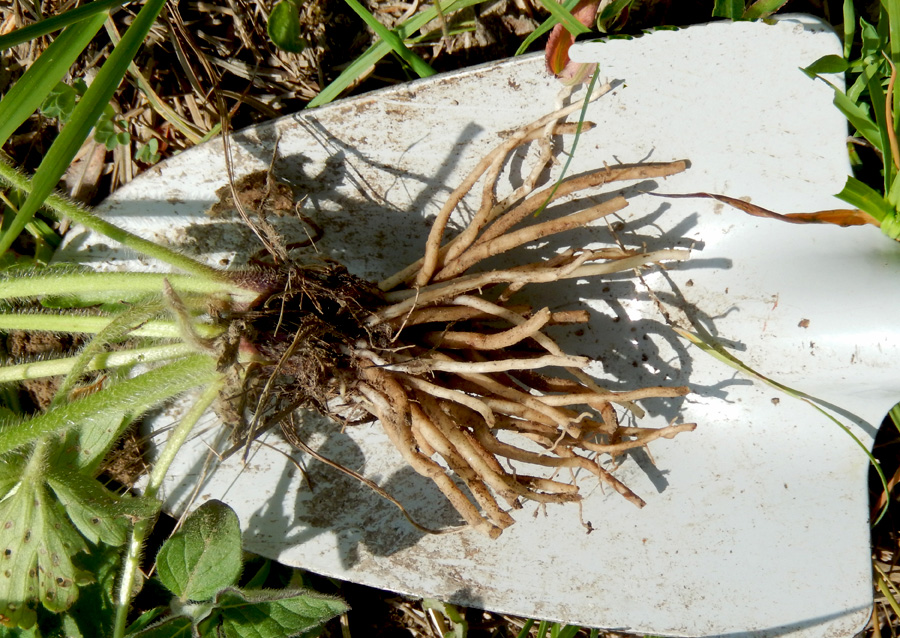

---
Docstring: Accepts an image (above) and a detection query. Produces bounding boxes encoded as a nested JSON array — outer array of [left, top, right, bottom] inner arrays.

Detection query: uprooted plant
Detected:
[[0, 91, 694, 627]]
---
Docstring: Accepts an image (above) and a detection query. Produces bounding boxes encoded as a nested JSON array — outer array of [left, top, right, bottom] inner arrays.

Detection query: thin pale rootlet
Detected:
[[219, 97, 697, 538]]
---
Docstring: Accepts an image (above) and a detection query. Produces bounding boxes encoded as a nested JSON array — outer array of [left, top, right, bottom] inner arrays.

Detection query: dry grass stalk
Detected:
[[230, 100, 696, 537]]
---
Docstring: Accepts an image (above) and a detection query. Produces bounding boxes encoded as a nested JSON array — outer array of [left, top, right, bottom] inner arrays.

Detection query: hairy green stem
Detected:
[[0, 312, 223, 338], [0, 159, 230, 281], [0, 343, 195, 383], [0, 354, 219, 454], [0, 270, 258, 303], [112, 377, 225, 638]]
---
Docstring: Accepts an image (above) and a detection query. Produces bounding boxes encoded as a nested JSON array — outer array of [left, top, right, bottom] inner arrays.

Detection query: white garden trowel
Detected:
[[56, 15, 900, 638]]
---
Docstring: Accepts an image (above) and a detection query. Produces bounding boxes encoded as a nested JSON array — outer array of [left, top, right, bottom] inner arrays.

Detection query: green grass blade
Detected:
[[341, 0, 435, 77], [0, 0, 168, 257], [308, 0, 483, 107], [833, 87, 883, 151], [863, 60, 895, 193], [842, 0, 855, 57], [0, 0, 130, 50], [534, 0, 591, 37], [712, 0, 743, 20], [515, 0, 580, 55], [836, 175, 892, 221], [0, 14, 108, 148], [535, 67, 599, 216], [741, 0, 789, 20], [515, 619, 536, 638], [886, 0, 900, 63]]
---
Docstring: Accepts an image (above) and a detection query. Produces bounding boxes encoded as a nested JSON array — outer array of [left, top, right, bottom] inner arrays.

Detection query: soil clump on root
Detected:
[[222, 96, 697, 538]]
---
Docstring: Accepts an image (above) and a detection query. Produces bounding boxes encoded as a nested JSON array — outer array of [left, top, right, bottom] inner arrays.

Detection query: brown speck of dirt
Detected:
[[771, 397, 780, 406], [798, 318, 810, 328]]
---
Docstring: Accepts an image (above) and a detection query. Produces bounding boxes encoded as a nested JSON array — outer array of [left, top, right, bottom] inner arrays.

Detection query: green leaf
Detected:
[[0, 0, 132, 50], [515, 0, 579, 54], [45, 467, 158, 546], [0, 0, 169, 256], [341, 0, 435, 78], [533, 0, 591, 37], [740, 0, 788, 20], [832, 87, 882, 150], [126, 615, 194, 638], [213, 587, 348, 638], [712, 0, 743, 20], [800, 54, 850, 78], [596, 0, 633, 32], [268, 0, 307, 53], [40, 83, 79, 123], [135, 139, 161, 164], [835, 175, 893, 221], [307, 0, 484, 107], [62, 542, 124, 638], [0, 480, 88, 628], [156, 501, 242, 602], [0, 15, 108, 149], [94, 112, 127, 151]]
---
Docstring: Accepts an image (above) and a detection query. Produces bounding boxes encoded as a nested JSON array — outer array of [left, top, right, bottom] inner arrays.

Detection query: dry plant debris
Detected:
[[217, 96, 696, 538]]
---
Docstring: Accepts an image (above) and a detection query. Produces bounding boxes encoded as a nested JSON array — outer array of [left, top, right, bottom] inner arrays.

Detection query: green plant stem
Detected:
[[112, 376, 225, 638], [0, 159, 230, 281], [0, 354, 219, 454], [0, 312, 222, 339], [0, 343, 194, 383], [341, 0, 436, 77], [0, 270, 257, 302]]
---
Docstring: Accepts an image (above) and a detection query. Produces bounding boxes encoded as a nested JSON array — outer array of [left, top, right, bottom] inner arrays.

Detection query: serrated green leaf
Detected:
[[46, 467, 157, 546], [156, 501, 242, 602], [127, 615, 194, 638], [213, 587, 348, 638], [0, 481, 88, 628], [268, 0, 307, 53]]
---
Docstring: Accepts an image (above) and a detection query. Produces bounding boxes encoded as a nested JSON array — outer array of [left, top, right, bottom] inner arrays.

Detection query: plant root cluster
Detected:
[[228, 100, 696, 538]]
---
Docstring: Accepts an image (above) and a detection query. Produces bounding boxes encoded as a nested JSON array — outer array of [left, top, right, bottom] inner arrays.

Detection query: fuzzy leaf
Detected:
[[0, 481, 88, 628], [46, 467, 158, 546], [156, 501, 242, 602], [213, 587, 348, 638]]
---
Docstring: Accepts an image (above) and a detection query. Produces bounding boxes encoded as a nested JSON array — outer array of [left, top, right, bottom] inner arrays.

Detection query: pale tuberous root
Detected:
[[236, 95, 696, 538]]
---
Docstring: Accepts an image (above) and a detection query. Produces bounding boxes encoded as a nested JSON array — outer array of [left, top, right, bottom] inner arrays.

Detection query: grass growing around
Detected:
[[0, 0, 899, 636]]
